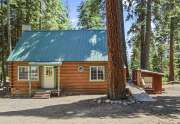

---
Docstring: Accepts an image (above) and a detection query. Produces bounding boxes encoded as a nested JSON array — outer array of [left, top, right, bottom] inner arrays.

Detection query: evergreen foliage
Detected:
[[0, 0, 70, 83], [78, 0, 104, 29], [126, 0, 180, 81]]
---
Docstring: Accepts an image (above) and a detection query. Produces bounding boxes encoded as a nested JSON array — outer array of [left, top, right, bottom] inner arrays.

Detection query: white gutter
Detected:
[[29, 62, 62, 66]]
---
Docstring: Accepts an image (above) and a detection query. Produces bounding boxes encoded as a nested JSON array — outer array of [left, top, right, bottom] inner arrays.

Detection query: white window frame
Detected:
[[89, 66, 105, 81], [18, 66, 39, 81], [18, 66, 29, 81]]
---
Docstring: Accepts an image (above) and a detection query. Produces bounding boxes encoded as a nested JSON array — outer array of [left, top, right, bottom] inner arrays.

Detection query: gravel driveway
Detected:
[[0, 84, 179, 124]]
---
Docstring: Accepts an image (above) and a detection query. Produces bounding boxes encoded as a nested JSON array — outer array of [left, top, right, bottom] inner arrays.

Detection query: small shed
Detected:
[[132, 69, 164, 94]]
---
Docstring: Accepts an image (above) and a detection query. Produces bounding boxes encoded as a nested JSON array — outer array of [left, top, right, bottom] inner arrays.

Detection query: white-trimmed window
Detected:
[[18, 66, 39, 81], [90, 66, 105, 81], [18, 66, 29, 80], [30, 66, 39, 81]]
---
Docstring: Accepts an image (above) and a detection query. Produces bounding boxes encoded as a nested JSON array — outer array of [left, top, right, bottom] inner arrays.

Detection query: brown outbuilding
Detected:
[[132, 69, 164, 94]]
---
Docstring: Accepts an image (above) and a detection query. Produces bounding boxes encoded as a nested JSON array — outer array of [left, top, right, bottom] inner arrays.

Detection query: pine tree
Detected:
[[0, 0, 7, 84], [42, 0, 69, 30], [141, 0, 152, 70], [175, 40, 180, 80], [78, 0, 103, 29], [128, 0, 180, 82], [157, 0, 180, 81], [130, 34, 141, 70]]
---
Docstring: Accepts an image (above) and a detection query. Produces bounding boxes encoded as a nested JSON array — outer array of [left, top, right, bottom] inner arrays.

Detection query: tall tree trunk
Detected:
[[26, 0, 32, 24], [119, 0, 129, 77], [1, 53, 6, 86], [0, 0, 3, 82], [39, 0, 42, 30], [169, 17, 175, 81], [1, 0, 6, 85], [7, 0, 12, 53], [140, 0, 146, 69], [141, 0, 151, 70], [106, 0, 126, 100]]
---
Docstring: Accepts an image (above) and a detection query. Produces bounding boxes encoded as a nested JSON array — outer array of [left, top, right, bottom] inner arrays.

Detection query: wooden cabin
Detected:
[[7, 30, 110, 96]]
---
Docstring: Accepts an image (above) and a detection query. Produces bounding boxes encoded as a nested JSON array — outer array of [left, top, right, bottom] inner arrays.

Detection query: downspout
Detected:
[[57, 65, 60, 96]]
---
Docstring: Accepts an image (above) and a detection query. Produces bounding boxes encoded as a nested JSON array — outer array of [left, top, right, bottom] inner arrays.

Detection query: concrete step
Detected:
[[35, 91, 51, 94], [32, 90, 51, 99], [33, 94, 50, 97], [34, 92, 50, 95]]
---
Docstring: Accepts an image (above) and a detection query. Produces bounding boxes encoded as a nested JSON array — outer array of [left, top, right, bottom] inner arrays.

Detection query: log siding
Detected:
[[8, 61, 108, 95], [60, 62, 108, 94]]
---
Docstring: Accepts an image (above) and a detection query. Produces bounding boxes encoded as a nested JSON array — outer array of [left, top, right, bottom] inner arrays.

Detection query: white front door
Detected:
[[43, 66, 55, 88]]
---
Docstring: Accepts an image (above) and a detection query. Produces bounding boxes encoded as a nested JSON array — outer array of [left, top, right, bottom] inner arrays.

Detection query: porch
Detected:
[[32, 89, 60, 99], [22, 62, 61, 98]]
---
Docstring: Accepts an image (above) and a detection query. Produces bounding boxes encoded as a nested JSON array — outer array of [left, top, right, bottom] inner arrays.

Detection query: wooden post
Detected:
[[57, 65, 60, 96], [132, 69, 141, 86], [136, 69, 142, 86], [153, 75, 162, 94], [29, 66, 32, 97]]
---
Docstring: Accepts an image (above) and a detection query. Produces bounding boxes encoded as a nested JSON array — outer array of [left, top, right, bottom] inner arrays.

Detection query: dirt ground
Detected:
[[0, 84, 179, 124]]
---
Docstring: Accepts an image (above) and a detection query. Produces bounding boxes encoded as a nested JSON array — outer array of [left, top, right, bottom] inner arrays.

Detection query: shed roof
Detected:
[[7, 30, 108, 62]]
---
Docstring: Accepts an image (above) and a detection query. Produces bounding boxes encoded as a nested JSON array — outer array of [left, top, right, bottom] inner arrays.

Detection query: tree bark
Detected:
[[1, 53, 6, 86], [7, 0, 12, 53], [119, 0, 129, 77], [1, 0, 6, 85], [169, 17, 175, 81], [106, 0, 126, 100], [39, 0, 42, 30], [141, 0, 151, 70], [140, 0, 145, 69], [25, 0, 32, 24]]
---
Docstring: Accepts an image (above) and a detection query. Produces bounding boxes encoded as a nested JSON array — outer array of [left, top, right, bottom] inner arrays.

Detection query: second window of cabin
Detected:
[[90, 66, 105, 81]]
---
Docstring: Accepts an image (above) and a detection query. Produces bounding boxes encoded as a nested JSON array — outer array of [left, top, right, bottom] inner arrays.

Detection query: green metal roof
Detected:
[[7, 30, 108, 62]]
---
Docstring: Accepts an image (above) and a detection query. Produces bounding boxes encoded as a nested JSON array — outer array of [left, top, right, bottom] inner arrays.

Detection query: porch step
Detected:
[[32, 94, 50, 99], [32, 90, 51, 99]]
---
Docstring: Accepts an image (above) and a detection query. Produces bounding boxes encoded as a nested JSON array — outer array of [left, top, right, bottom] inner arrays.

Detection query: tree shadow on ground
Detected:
[[0, 95, 179, 120]]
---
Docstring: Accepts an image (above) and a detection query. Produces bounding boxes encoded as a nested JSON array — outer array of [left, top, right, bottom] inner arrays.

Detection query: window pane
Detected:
[[98, 66, 104, 80], [19, 66, 28, 80], [46, 67, 52, 77], [91, 67, 97, 80], [46, 68, 49, 76], [30, 66, 39, 80]]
